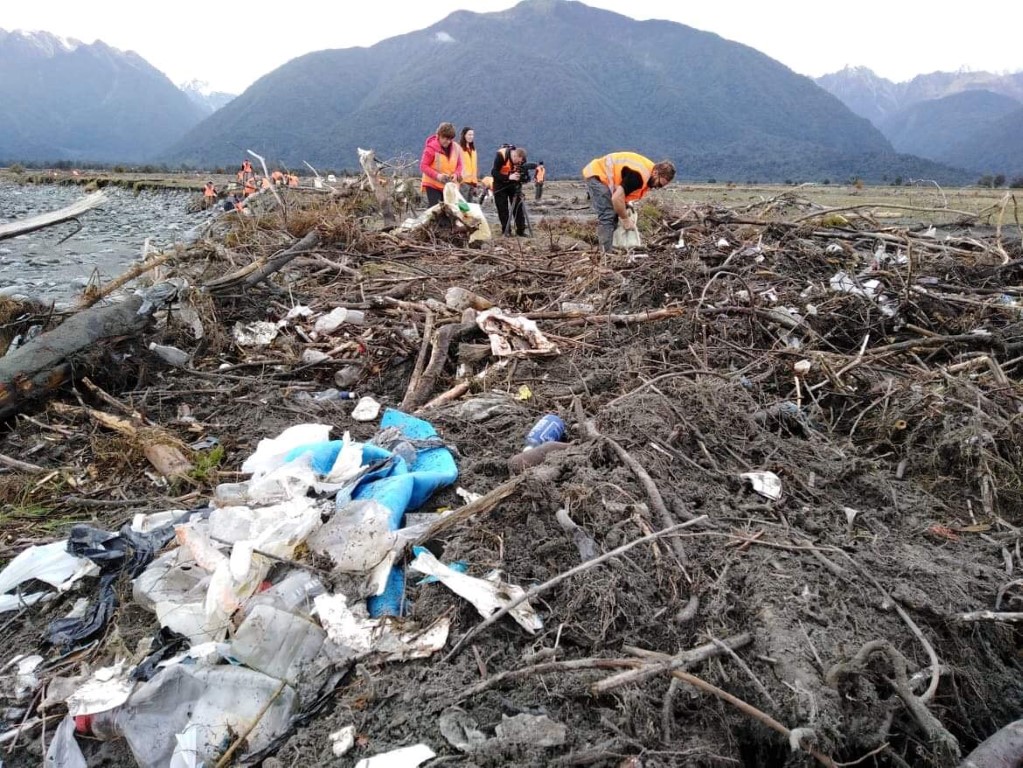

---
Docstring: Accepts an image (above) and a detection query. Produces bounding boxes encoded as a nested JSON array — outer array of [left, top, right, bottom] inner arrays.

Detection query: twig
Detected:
[[450, 657, 639, 704], [442, 516, 708, 661], [0, 453, 46, 473], [400, 309, 435, 411], [709, 634, 777, 706], [413, 475, 524, 545], [671, 668, 837, 767], [213, 679, 288, 768], [574, 398, 700, 573], [593, 633, 752, 694], [956, 610, 1023, 623]]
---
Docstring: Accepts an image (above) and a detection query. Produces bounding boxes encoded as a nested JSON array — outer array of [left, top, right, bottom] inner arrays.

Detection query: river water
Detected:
[[0, 182, 209, 308]]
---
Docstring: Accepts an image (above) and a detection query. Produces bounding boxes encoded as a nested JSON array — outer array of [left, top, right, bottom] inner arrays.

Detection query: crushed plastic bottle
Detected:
[[524, 414, 566, 449]]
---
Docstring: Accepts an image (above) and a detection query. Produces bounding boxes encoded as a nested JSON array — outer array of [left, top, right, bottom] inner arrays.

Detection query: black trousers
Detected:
[[424, 186, 444, 207], [494, 184, 526, 235]]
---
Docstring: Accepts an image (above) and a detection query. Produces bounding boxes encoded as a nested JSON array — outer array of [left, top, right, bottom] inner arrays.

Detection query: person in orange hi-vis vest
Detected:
[[491, 144, 528, 236], [581, 152, 675, 252], [271, 170, 284, 185], [241, 159, 254, 181], [243, 176, 257, 197], [534, 161, 546, 201], [458, 127, 479, 203], [202, 181, 217, 208], [419, 122, 463, 208], [287, 173, 299, 187]]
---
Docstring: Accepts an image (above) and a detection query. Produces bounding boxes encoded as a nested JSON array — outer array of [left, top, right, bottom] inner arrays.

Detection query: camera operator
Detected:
[[491, 144, 529, 237]]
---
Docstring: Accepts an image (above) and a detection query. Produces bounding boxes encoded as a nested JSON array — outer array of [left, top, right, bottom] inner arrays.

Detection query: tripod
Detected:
[[503, 183, 533, 237]]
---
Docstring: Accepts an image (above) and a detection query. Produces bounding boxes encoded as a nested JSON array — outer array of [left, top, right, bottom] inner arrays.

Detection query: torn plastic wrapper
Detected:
[[0, 540, 99, 611], [740, 471, 783, 501], [409, 548, 542, 634], [46, 572, 118, 649], [64, 660, 134, 717], [313, 592, 449, 661], [475, 307, 559, 359], [354, 743, 436, 768]]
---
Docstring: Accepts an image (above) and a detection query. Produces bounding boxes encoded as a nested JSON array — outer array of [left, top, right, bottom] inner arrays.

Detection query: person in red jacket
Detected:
[[419, 122, 463, 207]]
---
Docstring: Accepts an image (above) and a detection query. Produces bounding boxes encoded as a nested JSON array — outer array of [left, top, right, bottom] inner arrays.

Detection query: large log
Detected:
[[0, 292, 155, 420], [0, 191, 107, 241]]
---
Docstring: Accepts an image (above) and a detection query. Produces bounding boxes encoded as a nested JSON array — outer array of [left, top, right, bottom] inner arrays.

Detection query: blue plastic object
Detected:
[[524, 414, 566, 448], [274, 410, 458, 618]]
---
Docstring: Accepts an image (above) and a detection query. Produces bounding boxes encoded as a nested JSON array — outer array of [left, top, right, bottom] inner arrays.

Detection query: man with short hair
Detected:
[[581, 152, 675, 252], [491, 144, 528, 236]]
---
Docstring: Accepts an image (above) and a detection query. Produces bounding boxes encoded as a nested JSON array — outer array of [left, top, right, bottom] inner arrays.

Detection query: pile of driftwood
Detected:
[[1, 171, 1023, 768]]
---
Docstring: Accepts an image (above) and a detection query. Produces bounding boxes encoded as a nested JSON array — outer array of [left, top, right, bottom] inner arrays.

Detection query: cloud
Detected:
[[434, 31, 455, 43]]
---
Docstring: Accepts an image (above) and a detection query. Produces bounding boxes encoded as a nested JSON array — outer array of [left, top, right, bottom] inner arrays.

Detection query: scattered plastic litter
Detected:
[[352, 395, 382, 421], [409, 547, 542, 633], [330, 724, 357, 757], [476, 307, 559, 358], [740, 470, 783, 500], [232, 320, 279, 346], [354, 743, 436, 768]]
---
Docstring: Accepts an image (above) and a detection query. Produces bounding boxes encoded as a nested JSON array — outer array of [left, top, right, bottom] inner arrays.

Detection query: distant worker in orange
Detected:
[[261, 175, 272, 190], [287, 173, 299, 187], [534, 161, 546, 201], [241, 159, 254, 181], [419, 122, 463, 207], [581, 152, 675, 252], [243, 175, 258, 197], [272, 170, 284, 186], [202, 180, 217, 208], [458, 127, 479, 203]]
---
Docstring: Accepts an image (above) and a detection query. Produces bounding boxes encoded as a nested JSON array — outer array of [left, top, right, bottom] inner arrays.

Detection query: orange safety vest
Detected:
[[287, 174, 299, 187], [422, 143, 462, 191], [461, 147, 478, 184], [497, 147, 515, 176], [244, 178, 257, 196], [581, 152, 654, 203], [203, 184, 216, 198], [535, 165, 546, 184], [242, 160, 252, 173], [272, 170, 284, 183]]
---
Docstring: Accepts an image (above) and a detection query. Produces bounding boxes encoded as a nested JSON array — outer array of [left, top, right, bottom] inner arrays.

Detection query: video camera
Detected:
[[516, 162, 539, 183]]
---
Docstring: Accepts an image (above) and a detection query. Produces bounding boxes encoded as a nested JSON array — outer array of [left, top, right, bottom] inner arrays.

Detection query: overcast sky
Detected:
[[4, 1, 1021, 94]]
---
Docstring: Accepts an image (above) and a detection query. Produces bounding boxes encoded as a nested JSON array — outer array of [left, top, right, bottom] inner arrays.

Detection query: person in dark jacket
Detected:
[[491, 144, 528, 236]]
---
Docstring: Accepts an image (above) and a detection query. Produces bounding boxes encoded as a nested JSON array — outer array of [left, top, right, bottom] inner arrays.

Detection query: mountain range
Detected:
[[1, 2, 1019, 182], [0, 29, 207, 163], [815, 67, 1023, 177]]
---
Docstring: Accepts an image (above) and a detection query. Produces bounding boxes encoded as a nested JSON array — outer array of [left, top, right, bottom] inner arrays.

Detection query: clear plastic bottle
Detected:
[[148, 342, 190, 367]]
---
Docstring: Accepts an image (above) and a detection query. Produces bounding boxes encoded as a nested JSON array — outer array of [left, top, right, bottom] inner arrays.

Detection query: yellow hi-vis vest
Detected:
[[581, 152, 654, 203], [461, 147, 478, 184]]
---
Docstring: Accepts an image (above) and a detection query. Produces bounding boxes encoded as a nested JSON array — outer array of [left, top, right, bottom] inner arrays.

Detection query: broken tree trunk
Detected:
[[0, 284, 175, 420], [0, 191, 108, 242], [203, 230, 321, 296], [357, 148, 397, 230]]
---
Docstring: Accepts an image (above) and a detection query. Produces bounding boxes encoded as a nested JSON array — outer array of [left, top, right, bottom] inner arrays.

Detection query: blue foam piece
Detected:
[[367, 566, 405, 618], [282, 439, 343, 474], [275, 410, 457, 618]]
